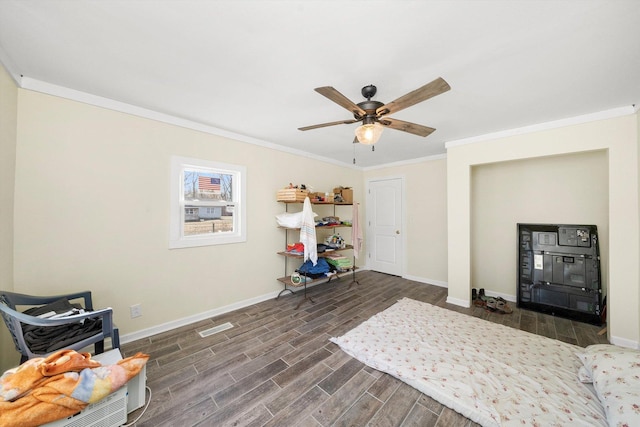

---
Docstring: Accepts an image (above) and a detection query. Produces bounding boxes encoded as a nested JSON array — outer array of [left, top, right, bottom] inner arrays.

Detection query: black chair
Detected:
[[0, 290, 120, 363]]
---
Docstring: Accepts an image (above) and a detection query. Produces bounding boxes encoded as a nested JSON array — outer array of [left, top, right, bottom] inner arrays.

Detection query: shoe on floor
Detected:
[[495, 299, 513, 314]]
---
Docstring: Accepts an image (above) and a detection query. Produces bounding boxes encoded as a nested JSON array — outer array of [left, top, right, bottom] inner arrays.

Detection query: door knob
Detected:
[[396, 230, 400, 234]]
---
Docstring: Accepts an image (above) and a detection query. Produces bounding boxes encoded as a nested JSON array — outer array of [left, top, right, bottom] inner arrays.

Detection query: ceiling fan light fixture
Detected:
[[355, 122, 383, 145]]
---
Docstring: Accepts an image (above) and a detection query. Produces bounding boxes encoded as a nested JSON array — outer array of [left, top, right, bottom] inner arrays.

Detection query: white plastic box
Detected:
[[44, 386, 128, 427]]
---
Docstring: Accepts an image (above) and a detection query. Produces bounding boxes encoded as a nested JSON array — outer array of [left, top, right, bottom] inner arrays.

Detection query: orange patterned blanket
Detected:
[[0, 349, 148, 427]]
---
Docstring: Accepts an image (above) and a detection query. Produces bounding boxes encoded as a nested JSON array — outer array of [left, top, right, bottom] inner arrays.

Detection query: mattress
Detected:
[[330, 298, 607, 426]]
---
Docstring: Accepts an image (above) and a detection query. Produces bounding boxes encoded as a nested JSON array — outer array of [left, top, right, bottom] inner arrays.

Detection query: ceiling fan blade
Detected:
[[298, 119, 359, 131], [379, 117, 436, 137], [376, 77, 451, 116], [315, 86, 367, 118]]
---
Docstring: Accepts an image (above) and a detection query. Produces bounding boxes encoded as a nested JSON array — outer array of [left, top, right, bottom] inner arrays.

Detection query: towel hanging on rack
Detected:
[[352, 203, 363, 258], [299, 197, 318, 265]]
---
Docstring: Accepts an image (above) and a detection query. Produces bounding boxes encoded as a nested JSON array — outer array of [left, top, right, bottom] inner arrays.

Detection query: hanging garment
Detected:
[[352, 203, 363, 258], [299, 197, 318, 265]]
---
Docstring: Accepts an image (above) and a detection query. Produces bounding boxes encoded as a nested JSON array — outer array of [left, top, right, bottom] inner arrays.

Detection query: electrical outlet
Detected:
[[130, 304, 142, 318]]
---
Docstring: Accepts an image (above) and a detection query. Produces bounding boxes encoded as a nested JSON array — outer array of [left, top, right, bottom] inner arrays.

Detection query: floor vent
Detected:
[[198, 322, 234, 338]]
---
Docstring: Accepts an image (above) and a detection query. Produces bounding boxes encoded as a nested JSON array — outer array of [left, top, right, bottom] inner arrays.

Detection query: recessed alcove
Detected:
[[446, 111, 639, 347], [470, 150, 609, 302]]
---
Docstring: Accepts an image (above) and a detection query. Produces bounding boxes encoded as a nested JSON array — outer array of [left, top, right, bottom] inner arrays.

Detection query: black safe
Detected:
[[517, 223, 602, 325]]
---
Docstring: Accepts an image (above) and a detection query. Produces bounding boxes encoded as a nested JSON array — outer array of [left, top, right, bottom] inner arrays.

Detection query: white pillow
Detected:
[[275, 211, 317, 228], [275, 211, 304, 228], [577, 344, 640, 426]]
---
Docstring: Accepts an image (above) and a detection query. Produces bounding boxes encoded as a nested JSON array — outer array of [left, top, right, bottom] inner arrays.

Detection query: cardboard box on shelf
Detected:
[[333, 187, 353, 204], [309, 192, 334, 203], [341, 189, 353, 204]]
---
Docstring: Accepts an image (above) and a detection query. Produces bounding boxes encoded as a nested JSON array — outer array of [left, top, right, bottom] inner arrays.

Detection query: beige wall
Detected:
[[12, 90, 362, 351], [3, 62, 639, 372], [0, 61, 18, 371], [363, 157, 448, 285], [448, 113, 639, 348], [471, 150, 609, 300]]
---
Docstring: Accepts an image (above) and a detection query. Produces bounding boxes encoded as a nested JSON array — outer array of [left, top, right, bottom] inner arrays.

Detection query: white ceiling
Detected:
[[1, 0, 639, 168]]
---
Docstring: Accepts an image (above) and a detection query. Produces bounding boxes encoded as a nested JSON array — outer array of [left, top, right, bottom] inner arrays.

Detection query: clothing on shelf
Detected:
[[285, 242, 304, 255], [325, 253, 353, 270]]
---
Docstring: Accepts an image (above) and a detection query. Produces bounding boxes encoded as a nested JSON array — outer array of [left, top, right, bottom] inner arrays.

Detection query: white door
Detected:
[[367, 177, 403, 276]]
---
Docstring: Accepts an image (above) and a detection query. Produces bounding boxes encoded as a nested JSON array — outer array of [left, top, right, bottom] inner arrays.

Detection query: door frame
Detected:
[[365, 175, 406, 277]]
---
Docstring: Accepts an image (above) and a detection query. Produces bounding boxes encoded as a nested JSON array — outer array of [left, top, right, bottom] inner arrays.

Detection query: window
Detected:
[[170, 156, 246, 248]]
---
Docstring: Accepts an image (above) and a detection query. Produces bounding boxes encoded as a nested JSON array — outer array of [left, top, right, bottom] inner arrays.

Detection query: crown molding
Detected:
[[19, 77, 360, 170], [445, 105, 637, 149], [14, 76, 637, 171], [362, 153, 447, 171]]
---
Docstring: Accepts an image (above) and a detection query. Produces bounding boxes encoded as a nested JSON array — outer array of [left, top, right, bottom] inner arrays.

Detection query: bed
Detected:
[[330, 298, 640, 427]]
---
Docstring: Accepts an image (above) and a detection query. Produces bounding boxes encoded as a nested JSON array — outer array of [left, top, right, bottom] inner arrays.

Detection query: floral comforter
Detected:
[[330, 298, 607, 426]]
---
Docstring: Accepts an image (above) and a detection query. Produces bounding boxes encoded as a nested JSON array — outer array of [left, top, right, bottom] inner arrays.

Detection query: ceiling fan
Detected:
[[299, 77, 450, 145]]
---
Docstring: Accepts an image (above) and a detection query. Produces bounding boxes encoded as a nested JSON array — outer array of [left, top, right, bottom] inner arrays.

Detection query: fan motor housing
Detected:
[[356, 100, 384, 119]]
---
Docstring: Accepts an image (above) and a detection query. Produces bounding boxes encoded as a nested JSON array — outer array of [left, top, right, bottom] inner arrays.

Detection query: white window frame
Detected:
[[170, 156, 246, 249]]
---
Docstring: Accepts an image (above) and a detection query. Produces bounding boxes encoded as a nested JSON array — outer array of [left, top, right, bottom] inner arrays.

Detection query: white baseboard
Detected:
[[120, 290, 282, 344], [403, 274, 448, 288], [402, 272, 518, 302], [402, 274, 517, 308], [120, 270, 367, 344], [446, 295, 471, 308], [125, 271, 634, 349], [482, 289, 517, 303], [609, 335, 640, 349]]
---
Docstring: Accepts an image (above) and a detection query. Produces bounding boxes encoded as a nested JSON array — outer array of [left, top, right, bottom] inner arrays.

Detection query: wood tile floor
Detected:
[[121, 271, 608, 427]]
